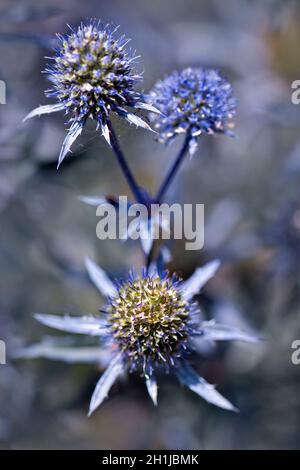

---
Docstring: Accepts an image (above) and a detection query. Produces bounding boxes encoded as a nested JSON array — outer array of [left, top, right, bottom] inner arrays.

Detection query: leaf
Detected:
[[23, 103, 64, 122], [101, 122, 111, 146], [14, 341, 111, 365], [161, 246, 172, 263], [188, 137, 198, 156], [175, 362, 238, 412], [79, 195, 121, 208], [125, 112, 154, 132], [139, 220, 153, 256], [134, 101, 162, 114], [145, 376, 158, 405], [34, 313, 109, 336], [88, 353, 124, 416], [181, 260, 221, 300], [57, 120, 83, 168], [200, 320, 262, 344], [85, 257, 117, 298], [79, 195, 108, 206], [140, 237, 153, 257]]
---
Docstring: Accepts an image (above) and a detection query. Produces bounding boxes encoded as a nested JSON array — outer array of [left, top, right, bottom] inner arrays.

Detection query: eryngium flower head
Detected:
[[20, 258, 260, 415], [148, 68, 236, 154], [24, 21, 157, 167], [108, 274, 190, 369]]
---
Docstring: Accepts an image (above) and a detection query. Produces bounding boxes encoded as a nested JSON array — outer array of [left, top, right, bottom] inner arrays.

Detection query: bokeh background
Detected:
[[1, 0, 300, 450]]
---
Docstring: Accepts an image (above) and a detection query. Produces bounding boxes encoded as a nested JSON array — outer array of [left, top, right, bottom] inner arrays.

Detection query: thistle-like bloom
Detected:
[[148, 68, 236, 155], [23, 21, 158, 167], [19, 258, 259, 415]]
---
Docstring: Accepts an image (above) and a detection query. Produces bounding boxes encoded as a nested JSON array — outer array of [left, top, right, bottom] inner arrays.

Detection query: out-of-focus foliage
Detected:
[[1, 0, 300, 450]]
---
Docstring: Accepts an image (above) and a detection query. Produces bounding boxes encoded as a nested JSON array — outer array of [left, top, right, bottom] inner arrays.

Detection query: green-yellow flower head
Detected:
[[108, 274, 190, 370]]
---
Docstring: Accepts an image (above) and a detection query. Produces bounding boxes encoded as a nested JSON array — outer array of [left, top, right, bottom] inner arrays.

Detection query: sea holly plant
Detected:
[[18, 258, 259, 415], [20, 20, 259, 415]]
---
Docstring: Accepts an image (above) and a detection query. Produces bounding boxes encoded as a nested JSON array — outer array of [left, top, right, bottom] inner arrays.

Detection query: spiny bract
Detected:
[[148, 67, 236, 155]]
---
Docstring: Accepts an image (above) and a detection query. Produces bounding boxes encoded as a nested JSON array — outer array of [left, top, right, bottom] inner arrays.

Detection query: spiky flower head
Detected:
[[108, 273, 192, 371], [24, 21, 157, 167], [47, 23, 140, 120], [148, 68, 236, 155], [21, 258, 260, 415]]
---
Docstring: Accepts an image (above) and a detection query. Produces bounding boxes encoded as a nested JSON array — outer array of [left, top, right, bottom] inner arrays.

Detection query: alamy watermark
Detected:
[[291, 80, 300, 104], [0, 80, 6, 104], [0, 340, 6, 365], [291, 340, 300, 365], [95, 196, 205, 250]]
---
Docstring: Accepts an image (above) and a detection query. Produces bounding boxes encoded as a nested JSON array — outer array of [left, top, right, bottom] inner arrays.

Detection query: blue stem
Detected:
[[107, 120, 146, 205], [155, 136, 190, 202]]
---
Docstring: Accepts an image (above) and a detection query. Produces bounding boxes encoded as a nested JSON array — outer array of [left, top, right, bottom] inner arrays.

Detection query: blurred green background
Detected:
[[1, 0, 300, 450]]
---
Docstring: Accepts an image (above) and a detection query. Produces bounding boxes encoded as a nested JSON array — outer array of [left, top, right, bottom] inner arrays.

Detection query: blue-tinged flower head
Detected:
[[24, 21, 157, 167], [148, 68, 236, 154], [19, 258, 260, 415], [108, 272, 193, 373], [47, 22, 142, 122]]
